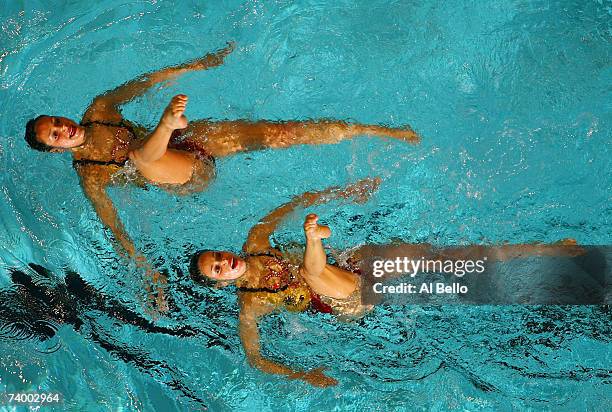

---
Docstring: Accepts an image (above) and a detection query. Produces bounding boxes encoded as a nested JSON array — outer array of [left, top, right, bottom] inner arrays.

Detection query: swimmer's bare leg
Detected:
[[188, 119, 420, 158], [276, 120, 421, 146], [129, 95, 198, 184], [128, 94, 192, 314], [302, 214, 358, 299], [358, 239, 583, 263], [431, 239, 583, 261], [131, 94, 188, 162], [303, 213, 331, 278], [481, 239, 583, 260]]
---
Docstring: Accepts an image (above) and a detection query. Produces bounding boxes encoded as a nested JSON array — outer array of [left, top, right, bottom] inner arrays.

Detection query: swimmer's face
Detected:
[[197, 251, 247, 281], [34, 116, 86, 149]]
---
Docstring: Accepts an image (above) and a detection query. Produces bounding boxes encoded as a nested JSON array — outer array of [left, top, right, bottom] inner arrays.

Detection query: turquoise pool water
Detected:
[[1, 0, 610, 410]]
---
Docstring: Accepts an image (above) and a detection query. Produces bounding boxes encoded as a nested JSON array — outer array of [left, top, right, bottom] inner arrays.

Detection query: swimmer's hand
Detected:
[[294, 367, 338, 388], [135, 256, 169, 318], [187, 41, 236, 71], [161, 94, 189, 130], [298, 177, 382, 208], [337, 176, 382, 204], [304, 213, 331, 241]]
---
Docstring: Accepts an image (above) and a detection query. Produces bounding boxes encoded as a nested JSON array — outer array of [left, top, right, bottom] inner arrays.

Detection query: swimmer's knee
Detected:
[[300, 265, 322, 280], [128, 149, 154, 169]]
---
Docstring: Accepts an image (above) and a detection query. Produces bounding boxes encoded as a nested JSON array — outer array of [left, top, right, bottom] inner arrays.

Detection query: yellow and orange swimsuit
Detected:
[[239, 252, 371, 318]]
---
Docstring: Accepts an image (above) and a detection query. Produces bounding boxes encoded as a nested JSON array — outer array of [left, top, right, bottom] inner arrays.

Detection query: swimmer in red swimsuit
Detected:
[[190, 178, 583, 387], [23, 42, 420, 312]]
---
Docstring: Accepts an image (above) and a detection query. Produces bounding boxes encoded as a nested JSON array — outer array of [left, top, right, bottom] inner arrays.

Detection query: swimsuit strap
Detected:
[[237, 283, 291, 294], [80, 119, 134, 130], [73, 158, 127, 167], [247, 250, 283, 259]]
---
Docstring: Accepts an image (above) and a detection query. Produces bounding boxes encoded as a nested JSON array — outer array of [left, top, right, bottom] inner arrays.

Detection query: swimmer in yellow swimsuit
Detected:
[[23, 42, 420, 310], [190, 179, 581, 387]]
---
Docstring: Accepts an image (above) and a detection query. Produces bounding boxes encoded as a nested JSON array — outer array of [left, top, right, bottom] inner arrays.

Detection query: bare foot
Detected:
[[388, 126, 420, 144], [161, 94, 188, 130], [555, 238, 577, 246], [553, 238, 585, 257], [296, 367, 338, 388], [304, 214, 331, 241]]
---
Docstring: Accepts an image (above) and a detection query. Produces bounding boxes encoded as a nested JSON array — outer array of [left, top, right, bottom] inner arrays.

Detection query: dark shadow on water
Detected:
[[0, 263, 232, 408]]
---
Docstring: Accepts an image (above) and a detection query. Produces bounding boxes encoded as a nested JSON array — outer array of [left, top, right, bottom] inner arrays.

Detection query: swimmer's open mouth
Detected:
[[230, 257, 237, 269], [69, 125, 76, 138]]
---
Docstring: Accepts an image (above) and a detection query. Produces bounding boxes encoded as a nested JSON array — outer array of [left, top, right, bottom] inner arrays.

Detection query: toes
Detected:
[[172, 94, 189, 105], [305, 213, 318, 222]]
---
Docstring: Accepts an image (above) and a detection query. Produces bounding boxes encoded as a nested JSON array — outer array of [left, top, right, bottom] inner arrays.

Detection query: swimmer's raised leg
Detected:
[[301, 214, 358, 299], [189, 119, 420, 157], [303, 213, 331, 278], [129, 94, 197, 184]]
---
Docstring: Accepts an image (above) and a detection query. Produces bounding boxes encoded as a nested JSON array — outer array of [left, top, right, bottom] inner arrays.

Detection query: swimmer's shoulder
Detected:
[[82, 96, 123, 125], [73, 160, 118, 186], [238, 291, 279, 316], [242, 244, 283, 261]]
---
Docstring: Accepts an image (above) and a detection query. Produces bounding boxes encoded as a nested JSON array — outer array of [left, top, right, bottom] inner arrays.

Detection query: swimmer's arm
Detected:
[[79, 168, 169, 314], [83, 42, 235, 122], [244, 177, 381, 254], [243, 194, 315, 254], [129, 95, 187, 164], [239, 295, 337, 387], [239, 297, 294, 374], [79, 169, 137, 258]]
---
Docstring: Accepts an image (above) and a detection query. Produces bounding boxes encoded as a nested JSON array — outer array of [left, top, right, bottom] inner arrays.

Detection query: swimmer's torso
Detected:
[[240, 253, 371, 318], [72, 119, 215, 191], [239, 254, 312, 312], [73, 121, 139, 165]]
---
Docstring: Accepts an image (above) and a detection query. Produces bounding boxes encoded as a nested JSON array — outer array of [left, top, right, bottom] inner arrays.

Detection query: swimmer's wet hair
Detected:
[[189, 250, 217, 287], [24, 115, 52, 152]]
